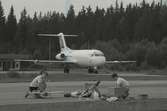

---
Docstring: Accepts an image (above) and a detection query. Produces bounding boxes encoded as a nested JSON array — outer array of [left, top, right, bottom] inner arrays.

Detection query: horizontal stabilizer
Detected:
[[37, 33, 78, 50], [37, 34, 78, 37]]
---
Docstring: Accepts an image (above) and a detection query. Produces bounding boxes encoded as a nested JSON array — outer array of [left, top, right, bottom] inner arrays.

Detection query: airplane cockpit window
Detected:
[[93, 51, 104, 57]]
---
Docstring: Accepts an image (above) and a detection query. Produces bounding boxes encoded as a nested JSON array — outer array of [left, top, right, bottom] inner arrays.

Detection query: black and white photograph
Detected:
[[0, 0, 167, 111]]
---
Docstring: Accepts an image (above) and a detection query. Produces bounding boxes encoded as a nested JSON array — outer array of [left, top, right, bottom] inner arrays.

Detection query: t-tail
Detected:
[[57, 33, 69, 52], [37, 33, 78, 52]]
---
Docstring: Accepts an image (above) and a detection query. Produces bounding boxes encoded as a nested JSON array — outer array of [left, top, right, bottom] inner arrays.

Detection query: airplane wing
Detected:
[[15, 59, 77, 64], [105, 60, 136, 64]]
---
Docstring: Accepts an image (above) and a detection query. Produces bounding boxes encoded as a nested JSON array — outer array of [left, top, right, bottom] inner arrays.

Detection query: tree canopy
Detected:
[[0, 0, 167, 69]]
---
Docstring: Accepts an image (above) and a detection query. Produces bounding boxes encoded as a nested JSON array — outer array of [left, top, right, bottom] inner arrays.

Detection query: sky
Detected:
[[1, 0, 161, 19]]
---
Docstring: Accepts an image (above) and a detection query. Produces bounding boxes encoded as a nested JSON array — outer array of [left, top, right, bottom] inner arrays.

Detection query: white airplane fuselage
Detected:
[[56, 49, 106, 67]]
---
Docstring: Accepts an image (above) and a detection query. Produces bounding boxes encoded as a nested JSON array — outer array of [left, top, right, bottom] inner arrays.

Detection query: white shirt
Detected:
[[116, 77, 129, 88], [30, 75, 46, 87]]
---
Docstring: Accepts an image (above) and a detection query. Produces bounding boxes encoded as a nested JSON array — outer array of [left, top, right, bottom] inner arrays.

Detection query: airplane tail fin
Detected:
[[37, 33, 78, 51]]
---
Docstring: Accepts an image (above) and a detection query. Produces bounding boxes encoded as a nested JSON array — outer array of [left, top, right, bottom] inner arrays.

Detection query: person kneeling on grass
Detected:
[[25, 70, 48, 98], [64, 80, 101, 99]]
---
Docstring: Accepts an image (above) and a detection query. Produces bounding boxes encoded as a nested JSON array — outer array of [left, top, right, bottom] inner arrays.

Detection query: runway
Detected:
[[1, 71, 167, 83], [0, 80, 167, 105]]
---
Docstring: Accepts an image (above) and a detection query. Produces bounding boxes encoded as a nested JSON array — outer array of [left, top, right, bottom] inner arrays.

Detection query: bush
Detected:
[[7, 71, 20, 78], [145, 44, 163, 68]]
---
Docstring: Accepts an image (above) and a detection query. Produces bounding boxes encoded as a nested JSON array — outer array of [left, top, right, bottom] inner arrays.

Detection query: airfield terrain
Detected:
[[0, 71, 167, 111], [1, 70, 167, 82], [0, 80, 167, 105]]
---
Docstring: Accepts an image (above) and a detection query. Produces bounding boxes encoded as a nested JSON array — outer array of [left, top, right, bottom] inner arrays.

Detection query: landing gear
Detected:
[[88, 67, 98, 74], [64, 65, 70, 74], [94, 70, 98, 74], [88, 68, 93, 73]]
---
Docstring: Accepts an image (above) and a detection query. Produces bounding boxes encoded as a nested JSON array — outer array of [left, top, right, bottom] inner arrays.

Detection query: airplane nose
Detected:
[[55, 55, 58, 59], [97, 57, 106, 65], [56, 54, 62, 60], [55, 54, 59, 59]]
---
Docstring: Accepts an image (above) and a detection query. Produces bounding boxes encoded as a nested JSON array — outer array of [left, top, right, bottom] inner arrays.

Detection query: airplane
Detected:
[[16, 33, 135, 74]]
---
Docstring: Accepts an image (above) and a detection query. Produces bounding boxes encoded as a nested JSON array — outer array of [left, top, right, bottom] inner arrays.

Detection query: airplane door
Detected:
[[89, 58, 92, 66], [89, 54, 94, 66]]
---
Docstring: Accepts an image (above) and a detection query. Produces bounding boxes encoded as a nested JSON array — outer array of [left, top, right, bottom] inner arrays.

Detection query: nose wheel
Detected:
[[88, 67, 98, 74], [64, 65, 70, 74]]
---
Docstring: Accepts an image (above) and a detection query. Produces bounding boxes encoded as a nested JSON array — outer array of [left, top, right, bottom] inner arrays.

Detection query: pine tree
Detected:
[[5, 6, 17, 43], [66, 5, 75, 33], [0, 1, 5, 44], [65, 5, 76, 47], [14, 8, 28, 51]]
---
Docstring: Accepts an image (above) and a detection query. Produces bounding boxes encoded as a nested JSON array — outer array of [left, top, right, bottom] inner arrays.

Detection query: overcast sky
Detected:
[[1, 0, 160, 19]]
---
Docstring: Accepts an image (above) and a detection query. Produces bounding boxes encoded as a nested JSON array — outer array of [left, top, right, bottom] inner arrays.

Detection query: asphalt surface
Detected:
[[0, 80, 167, 105], [1, 71, 167, 83]]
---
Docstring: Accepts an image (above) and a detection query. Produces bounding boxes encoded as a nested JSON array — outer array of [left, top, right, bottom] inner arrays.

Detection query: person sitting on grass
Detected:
[[64, 80, 101, 99], [25, 70, 48, 98], [111, 73, 129, 99]]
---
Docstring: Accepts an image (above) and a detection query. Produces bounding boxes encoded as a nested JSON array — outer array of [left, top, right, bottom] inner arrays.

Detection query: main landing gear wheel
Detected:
[[94, 70, 98, 74], [88, 67, 98, 74], [64, 68, 70, 73], [64, 66, 70, 74]]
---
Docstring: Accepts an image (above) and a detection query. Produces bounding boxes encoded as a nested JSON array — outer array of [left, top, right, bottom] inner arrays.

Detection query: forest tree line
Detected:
[[0, 0, 167, 69]]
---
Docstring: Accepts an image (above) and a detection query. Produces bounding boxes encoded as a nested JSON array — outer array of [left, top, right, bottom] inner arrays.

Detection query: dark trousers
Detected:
[[29, 87, 39, 92]]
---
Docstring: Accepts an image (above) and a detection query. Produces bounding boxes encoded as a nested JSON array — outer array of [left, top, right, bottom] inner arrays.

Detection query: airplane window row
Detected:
[[95, 54, 104, 56], [91, 53, 104, 57]]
